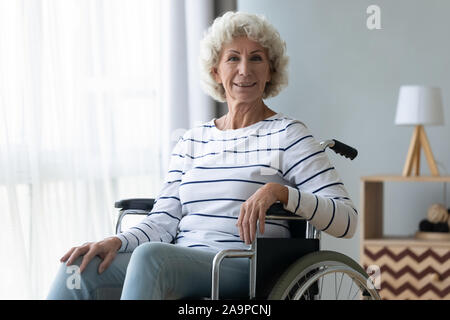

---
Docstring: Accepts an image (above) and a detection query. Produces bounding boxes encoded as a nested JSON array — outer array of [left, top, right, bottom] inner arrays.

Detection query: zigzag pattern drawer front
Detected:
[[363, 244, 450, 300]]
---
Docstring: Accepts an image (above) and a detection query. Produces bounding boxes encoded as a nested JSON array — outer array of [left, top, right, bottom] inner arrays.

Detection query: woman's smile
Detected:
[[233, 82, 257, 88]]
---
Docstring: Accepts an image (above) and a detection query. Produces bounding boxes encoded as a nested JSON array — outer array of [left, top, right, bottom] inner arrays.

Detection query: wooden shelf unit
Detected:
[[360, 175, 450, 243], [360, 175, 450, 300]]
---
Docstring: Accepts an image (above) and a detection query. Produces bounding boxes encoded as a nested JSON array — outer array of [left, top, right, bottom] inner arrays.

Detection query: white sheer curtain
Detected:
[[0, 0, 223, 299], [0, 0, 165, 299]]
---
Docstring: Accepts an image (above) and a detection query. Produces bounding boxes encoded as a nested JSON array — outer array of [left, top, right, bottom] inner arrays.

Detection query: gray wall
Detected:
[[237, 0, 450, 262]]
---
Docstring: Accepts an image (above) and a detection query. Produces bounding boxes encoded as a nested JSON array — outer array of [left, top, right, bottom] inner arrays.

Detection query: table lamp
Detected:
[[395, 85, 444, 177]]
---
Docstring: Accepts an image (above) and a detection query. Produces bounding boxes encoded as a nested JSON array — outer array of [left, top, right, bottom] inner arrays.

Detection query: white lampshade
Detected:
[[395, 86, 444, 125]]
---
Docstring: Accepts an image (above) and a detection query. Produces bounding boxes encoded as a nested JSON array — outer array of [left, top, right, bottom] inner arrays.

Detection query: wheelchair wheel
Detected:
[[268, 250, 380, 300]]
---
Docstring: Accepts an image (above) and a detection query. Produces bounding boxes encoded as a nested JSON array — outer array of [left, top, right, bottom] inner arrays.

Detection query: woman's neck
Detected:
[[216, 100, 276, 130]]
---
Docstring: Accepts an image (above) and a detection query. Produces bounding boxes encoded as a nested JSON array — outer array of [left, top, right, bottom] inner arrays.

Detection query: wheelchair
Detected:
[[114, 139, 381, 300]]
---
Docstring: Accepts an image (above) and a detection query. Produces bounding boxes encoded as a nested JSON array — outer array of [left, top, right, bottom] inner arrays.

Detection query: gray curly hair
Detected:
[[199, 11, 289, 102]]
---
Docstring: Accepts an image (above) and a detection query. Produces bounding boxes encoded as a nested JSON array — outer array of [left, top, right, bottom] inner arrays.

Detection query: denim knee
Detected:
[[129, 242, 171, 267], [47, 255, 101, 299]]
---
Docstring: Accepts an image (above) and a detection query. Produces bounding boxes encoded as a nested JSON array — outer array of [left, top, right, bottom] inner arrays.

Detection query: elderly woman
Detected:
[[47, 11, 357, 300]]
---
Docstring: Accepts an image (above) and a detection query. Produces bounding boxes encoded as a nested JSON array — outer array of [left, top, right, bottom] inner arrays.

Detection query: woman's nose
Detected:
[[238, 59, 250, 76]]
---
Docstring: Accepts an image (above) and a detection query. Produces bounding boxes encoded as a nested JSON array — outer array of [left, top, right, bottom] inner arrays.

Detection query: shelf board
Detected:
[[364, 236, 450, 247], [361, 175, 450, 182]]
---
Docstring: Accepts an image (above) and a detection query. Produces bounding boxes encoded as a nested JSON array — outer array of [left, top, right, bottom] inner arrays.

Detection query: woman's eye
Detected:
[[226, 55, 262, 62]]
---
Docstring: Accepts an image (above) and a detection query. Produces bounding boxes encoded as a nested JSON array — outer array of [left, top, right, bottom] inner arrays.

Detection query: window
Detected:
[[0, 0, 163, 299]]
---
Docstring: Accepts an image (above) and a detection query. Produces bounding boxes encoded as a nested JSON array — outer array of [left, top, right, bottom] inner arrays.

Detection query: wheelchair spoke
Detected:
[[336, 273, 344, 299], [347, 277, 354, 300], [351, 282, 362, 300]]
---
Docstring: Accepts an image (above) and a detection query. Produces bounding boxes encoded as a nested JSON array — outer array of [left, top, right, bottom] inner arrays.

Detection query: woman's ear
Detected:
[[211, 67, 222, 84], [266, 64, 273, 83]]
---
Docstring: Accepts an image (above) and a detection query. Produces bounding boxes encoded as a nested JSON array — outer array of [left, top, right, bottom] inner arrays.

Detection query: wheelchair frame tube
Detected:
[[116, 211, 127, 234], [115, 209, 149, 234], [306, 221, 320, 241], [211, 242, 256, 300]]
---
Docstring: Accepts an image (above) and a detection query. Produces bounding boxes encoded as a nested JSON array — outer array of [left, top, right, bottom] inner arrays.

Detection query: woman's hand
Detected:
[[236, 183, 288, 245], [60, 236, 122, 274]]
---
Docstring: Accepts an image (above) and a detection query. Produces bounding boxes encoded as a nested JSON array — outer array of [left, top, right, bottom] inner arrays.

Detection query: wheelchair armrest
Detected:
[[114, 199, 154, 234], [266, 203, 308, 239], [114, 198, 155, 211], [266, 202, 304, 220]]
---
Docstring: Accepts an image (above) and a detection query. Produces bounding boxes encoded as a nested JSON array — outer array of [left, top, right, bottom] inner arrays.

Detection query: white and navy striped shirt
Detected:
[[116, 112, 357, 253]]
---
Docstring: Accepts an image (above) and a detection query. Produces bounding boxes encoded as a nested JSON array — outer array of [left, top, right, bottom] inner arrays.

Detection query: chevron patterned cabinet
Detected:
[[363, 240, 450, 299], [360, 176, 450, 300]]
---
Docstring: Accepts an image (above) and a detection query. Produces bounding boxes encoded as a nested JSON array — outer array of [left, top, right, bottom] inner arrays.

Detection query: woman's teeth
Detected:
[[235, 83, 255, 87]]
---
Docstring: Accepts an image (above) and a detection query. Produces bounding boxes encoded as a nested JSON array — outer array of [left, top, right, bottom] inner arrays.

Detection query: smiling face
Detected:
[[212, 36, 272, 104]]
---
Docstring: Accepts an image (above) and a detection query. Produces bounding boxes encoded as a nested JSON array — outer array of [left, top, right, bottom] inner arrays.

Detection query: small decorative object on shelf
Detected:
[[427, 203, 449, 223], [416, 203, 450, 240], [448, 208, 450, 230]]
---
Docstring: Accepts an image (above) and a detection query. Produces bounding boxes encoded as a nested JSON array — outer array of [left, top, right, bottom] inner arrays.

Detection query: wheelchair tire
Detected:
[[268, 250, 380, 300]]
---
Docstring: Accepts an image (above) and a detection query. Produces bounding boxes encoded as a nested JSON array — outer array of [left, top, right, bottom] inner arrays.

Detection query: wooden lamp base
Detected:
[[402, 125, 440, 177]]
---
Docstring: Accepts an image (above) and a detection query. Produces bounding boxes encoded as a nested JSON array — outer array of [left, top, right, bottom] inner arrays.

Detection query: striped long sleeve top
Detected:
[[116, 112, 357, 253]]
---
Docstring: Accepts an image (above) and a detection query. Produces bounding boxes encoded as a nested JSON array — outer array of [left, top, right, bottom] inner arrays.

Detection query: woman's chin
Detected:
[[227, 90, 263, 103]]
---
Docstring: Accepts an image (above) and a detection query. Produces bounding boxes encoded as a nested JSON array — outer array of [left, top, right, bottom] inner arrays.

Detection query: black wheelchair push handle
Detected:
[[328, 139, 358, 160]]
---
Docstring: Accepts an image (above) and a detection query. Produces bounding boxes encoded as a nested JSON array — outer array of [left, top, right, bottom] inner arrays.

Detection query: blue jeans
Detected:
[[47, 242, 249, 300]]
